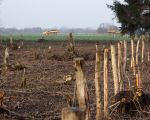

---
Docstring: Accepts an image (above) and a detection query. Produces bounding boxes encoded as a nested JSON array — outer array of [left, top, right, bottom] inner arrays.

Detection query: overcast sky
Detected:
[[0, 0, 123, 29]]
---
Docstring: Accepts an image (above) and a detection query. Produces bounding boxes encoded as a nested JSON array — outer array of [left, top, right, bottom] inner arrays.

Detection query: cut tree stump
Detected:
[[74, 58, 89, 109], [62, 107, 86, 120]]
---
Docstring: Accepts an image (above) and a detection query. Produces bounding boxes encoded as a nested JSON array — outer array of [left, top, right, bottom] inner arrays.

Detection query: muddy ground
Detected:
[[0, 40, 150, 120]]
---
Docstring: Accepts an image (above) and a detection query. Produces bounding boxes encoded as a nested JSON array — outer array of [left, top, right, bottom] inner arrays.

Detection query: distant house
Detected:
[[107, 30, 117, 34], [107, 30, 121, 35], [42, 29, 58, 36]]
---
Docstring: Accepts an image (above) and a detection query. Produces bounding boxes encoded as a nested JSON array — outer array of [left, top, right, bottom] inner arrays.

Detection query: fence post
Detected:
[[123, 40, 127, 73], [131, 40, 136, 75], [104, 49, 109, 119], [136, 71, 142, 89], [118, 42, 123, 91], [111, 45, 119, 94], [148, 49, 150, 62], [95, 44, 102, 120], [141, 38, 145, 63], [136, 40, 140, 65], [147, 38, 150, 62]]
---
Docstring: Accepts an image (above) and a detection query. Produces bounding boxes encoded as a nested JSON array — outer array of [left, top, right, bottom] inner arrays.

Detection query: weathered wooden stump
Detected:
[[62, 57, 89, 120], [62, 107, 86, 120], [4, 48, 9, 66]]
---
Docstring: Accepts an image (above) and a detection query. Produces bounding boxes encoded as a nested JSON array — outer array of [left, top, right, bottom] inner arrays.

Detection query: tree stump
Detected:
[[62, 107, 86, 120]]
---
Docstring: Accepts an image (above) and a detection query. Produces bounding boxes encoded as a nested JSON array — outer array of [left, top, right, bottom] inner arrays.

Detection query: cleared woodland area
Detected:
[[0, 38, 150, 120]]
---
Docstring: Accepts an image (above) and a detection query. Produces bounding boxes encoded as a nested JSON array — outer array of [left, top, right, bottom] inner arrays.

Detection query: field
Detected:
[[0, 33, 130, 41], [0, 39, 150, 120]]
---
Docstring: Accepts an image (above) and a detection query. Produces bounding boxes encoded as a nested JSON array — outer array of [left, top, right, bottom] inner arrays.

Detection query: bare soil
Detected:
[[0, 40, 150, 120]]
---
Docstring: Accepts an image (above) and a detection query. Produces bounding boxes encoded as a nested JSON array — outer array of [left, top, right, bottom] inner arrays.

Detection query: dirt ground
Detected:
[[0, 40, 150, 120]]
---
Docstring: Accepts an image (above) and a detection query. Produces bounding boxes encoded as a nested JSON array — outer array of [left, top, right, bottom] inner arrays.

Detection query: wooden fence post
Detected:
[[131, 40, 133, 68], [147, 38, 150, 62], [141, 38, 145, 63], [131, 40, 136, 75], [136, 40, 140, 65], [136, 71, 142, 89], [95, 44, 102, 120], [111, 45, 119, 94], [123, 40, 127, 73], [148, 50, 150, 62], [118, 42, 123, 91], [104, 49, 109, 119]]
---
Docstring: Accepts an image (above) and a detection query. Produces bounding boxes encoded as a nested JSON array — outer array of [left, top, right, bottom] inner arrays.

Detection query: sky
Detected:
[[0, 0, 123, 29]]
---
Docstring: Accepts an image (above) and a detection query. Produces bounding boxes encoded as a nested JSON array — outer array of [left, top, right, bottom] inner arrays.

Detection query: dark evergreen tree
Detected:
[[107, 0, 150, 35]]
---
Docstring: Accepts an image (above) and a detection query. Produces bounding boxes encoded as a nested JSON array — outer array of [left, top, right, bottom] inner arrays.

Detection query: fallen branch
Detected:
[[109, 101, 121, 116], [108, 101, 121, 109]]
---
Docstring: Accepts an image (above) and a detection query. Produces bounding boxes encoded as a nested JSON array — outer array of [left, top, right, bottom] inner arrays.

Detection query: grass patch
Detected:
[[0, 33, 130, 41]]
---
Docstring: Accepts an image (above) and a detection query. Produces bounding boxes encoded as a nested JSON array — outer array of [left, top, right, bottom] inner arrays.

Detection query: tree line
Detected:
[[0, 23, 119, 35]]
